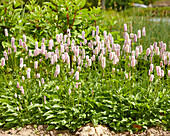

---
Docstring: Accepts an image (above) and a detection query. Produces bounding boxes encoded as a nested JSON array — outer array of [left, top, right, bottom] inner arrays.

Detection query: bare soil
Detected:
[[0, 124, 170, 136]]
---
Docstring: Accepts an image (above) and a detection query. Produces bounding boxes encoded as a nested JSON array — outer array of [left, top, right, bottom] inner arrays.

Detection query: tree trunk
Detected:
[[101, 0, 106, 10]]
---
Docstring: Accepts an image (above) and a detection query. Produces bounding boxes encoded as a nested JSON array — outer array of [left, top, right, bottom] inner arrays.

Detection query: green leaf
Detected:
[[92, 118, 98, 127], [46, 125, 55, 131], [75, 0, 86, 8], [73, 20, 82, 25]]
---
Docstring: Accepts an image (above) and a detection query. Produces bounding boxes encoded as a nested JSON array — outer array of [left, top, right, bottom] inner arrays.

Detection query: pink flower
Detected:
[[35, 41, 38, 49], [61, 45, 64, 53], [156, 66, 161, 76], [37, 73, 40, 78], [148, 70, 151, 76], [137, 30, 141, 39], [134, 34, 137, 42], [19, 39, 22, 47], [17, 82, 20, 89], [20, 58, 23, 68], [132, 50, 135, 56], [92, 55, 95, 61], [92, 30, 95, 37], [103, 31, 107, 38], [20, 86, 24, 94], [136, 47, 139, 58], [150, 64, 154, 72], [14, 93, 17, 98], [39, 81, 41, 87], [77, 66, 81, 72], [96, 26, 99, 35], [76, 82, 79, 88], [1, 58, 5, 67], [150, 74, 154, 82], [17, 107, 19, 111], [23, 34, 26, 43], [124, 24, 127, 31], [27, 72, 30, 79], [86, 55, 89, 61], [75, 71, 79, 81], [131, 56, 136, 67], [112, 68, 115, 74], [69, 89, 71, 95], [44, 95, 46, 103], [42, 38, 45, 43], [161, 70, 164, 77], [56, 86, 59, 90], [88, 59, 92, 66], [41, 78, 44, 85], [142, 27, 146, 36], [101, 57, 106, 69], [22, 76, 25, 81], [156, 47, 159, 55], [56, 34, 60, 43], [82, 31, 85, 39], [49, 39, 54, 50], [34, 61, 38, 69], [4, 29, 8, 36], [160, 61, 163, 67], [125, 73, 128, 79], [11, 37, 15, 48], [14, 46, 17, 53], [168, 70, 170, 77]]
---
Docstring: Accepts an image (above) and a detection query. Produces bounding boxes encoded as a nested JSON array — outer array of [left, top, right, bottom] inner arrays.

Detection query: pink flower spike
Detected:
[[161, 70, 164, 78], [150, 74, 154, 82], [14, 93, 17, 98], [4, 29, 8, 36], [137, 30, 141, 39], [20, 86, 24, 94], [69, 89, 71, 95], [41, 78, 44, 85], [34, 61, 38, 69], [92, 30, 95, 37], [75, 71, 79, 81], [37, 73, 40, 78], [82, 31, 85, 40], [168, 70, 170, 77], [56, 86, 59, 90], [125, 73, 128, 79], [23, 34, 26, 43], [17, 82, 20, 89], [142, 27, 146, 36], [44, 95, 46, 103], [150, 64, 154, 72], [134, 34, 137, 42], [11, 37, 15, 48], [22, 76, 25, 81], [20, 58, 23, 68], [124, 24, 127, 32], [14, 46, 17, 53], [1, 58, 5, 67], [96, 26, 99, 35]]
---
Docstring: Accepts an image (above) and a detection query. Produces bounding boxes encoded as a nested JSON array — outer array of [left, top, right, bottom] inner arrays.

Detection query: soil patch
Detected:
[[0, 124, 170, 136]]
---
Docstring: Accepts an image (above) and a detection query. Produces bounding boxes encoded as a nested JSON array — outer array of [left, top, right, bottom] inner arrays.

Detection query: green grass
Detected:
[[121, 7, 170, 17]]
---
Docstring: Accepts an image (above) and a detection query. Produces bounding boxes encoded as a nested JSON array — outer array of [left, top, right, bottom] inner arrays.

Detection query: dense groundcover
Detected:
[[0, 0, 170, 133]]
